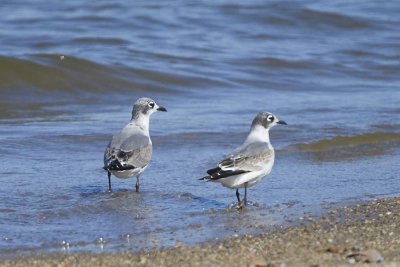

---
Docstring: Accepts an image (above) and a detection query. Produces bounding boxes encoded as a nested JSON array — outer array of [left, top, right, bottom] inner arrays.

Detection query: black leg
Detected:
[[238, 183, 249, 209], [107, 171, 112, 192], [243, 182, 248, 206], [236, 189, 241, 203], [135, 175, 140, 192]]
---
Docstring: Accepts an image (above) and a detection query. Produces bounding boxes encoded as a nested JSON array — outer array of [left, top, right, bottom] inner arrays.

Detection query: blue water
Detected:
[[0, 0, 399, 259]]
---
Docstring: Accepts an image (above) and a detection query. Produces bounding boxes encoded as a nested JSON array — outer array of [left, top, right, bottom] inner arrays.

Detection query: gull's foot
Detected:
[[237, 199, 247, 209]]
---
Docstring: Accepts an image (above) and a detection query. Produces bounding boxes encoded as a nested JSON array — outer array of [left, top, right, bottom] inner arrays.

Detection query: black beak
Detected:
[[157, 106, 167, 112], [277, 120, 287, 125]]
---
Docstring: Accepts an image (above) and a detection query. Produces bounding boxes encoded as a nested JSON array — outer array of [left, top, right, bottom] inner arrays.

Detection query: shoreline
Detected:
[[1, 197, 400, 266]]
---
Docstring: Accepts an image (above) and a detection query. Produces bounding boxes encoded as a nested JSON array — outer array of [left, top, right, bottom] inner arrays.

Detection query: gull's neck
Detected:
[[132, 113, 150, 134], [245, 124, 270, 144]]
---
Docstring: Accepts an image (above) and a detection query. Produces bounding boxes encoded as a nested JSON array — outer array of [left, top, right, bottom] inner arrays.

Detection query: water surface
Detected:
[[0, 0, 399, 259]]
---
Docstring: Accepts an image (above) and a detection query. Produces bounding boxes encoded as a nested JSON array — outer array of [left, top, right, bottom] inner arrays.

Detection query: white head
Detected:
[[251, 112, 287, 130], [131, 97, 167, 120]]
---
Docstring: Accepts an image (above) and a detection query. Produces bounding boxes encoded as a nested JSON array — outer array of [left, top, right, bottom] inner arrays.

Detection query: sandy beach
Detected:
[[1, 197, 399, 267]]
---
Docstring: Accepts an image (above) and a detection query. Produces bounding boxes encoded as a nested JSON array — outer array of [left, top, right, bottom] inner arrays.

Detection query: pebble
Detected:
[[347, 248, 384, 263]]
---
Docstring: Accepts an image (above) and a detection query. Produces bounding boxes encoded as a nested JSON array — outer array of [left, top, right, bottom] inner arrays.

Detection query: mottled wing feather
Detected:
[[219, 142, 273, 172], [203, 142, 273, 180], [123, 146, 152, 168], [104, 133, 152, 170]]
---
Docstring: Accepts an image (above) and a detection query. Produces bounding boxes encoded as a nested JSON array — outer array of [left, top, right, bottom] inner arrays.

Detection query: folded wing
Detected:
[[104, 132, 152, 171], [201, 142, 273, 180]]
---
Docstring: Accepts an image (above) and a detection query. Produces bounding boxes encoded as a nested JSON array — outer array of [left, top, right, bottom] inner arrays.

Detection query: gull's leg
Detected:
[[243, 182, 248, 206], [238, 183, 248, 209], [107, 171, 112, 192], [135, 175, 140, 192], [236, 189, 241, 204]]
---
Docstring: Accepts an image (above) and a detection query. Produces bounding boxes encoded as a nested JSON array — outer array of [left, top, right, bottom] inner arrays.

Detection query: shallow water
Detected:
[[0, 0, 400, 259]]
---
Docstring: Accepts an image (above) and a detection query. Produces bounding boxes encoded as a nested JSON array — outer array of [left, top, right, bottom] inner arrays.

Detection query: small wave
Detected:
[[92, 3, 124, 12], [71, 37, 129, 45], [254, 57, 317, 69], [72, 15, 118, 23], [0, 54, 207, 120], [0, 54, 194, 99], [341, 49, 381, 58], [292, 132, 400, 161], [0, 102, 69, 120], [298, 8, 371, 29], [0, 55, 138, 98]]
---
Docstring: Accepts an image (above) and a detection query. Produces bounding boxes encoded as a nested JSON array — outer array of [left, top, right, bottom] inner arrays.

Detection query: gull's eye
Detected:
[[267, 115, 274, 122], [148, 102, 155, 108]]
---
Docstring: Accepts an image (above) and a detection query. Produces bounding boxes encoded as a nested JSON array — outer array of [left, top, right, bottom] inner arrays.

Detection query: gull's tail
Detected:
[[104, 159, 135, 171], [199, 166, 222, 181], [199, 166, 249, 181]]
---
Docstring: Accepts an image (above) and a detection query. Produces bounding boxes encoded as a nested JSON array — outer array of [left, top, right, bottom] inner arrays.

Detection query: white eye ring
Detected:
[[267, 115, 274, 122], [148, 102, 155, 108]]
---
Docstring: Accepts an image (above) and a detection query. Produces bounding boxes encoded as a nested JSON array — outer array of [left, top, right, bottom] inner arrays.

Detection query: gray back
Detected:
[[219, 142, 274, 171], [104, 129, 152, 168]]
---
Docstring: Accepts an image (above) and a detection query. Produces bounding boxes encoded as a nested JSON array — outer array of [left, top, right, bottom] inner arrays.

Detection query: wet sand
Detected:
[[1, 197, 400, 267]]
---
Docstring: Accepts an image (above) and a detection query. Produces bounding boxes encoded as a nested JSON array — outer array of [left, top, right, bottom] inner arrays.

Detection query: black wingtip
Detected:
[[105, 159, 136, 171], [206, 167, 221, 175], [208, 170, 250, 180]]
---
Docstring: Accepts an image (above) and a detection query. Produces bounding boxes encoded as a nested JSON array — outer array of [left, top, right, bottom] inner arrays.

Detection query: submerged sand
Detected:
[[1, 197, 400, 267]]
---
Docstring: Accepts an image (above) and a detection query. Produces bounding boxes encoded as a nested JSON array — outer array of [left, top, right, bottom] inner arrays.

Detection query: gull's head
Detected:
[[251, 112, 287, 130], [132, 97, 167, 119]]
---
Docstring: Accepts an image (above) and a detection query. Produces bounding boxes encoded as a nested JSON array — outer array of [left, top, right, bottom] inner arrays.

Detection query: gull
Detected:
[[200, 112, 287, 208], [103, 97, 167, 192]]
